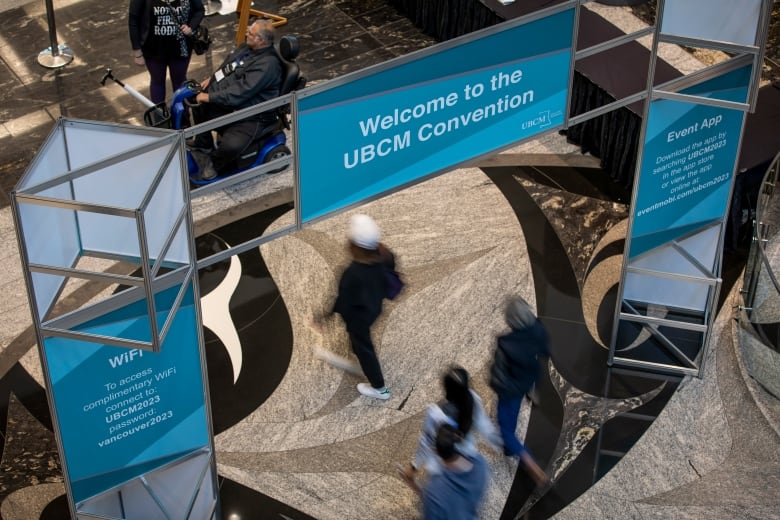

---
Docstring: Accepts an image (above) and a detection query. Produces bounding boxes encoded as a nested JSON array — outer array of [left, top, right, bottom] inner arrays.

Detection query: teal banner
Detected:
[[44, 283, 209, 503], [630, 66, 751, 258], [297, 9, 575, 222]]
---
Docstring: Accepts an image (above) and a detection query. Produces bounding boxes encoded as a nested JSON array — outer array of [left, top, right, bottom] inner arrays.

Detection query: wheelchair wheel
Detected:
[[263, 144, 291, 174]]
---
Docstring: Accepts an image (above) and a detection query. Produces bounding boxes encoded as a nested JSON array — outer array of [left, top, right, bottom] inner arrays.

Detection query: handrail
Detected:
[[742, 150, 780, 347], [739, 150, 780, 402]]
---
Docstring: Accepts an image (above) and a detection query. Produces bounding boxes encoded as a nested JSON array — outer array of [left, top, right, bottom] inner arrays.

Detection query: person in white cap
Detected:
[[315, 214, 393, 399]]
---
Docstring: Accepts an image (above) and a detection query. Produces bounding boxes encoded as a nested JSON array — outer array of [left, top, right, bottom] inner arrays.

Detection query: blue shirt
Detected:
[[422, 453, 489, 520]]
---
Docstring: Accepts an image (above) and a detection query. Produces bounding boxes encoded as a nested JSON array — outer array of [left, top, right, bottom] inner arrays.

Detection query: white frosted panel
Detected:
[[190, 464, 217, 519], [677, 226, 720, 270], [76, 489, 123, 517], [78, 211, 140, 259], [18, 190, 79, 267], [143, 158, 188, 264], [78, 453, 214, 519], [661, 0, 760, 46], [71, 144, 172, 210], [630, 245, 698, 276], [18, 194, 80, 318], [31, 271, 67, 320], [631, 227, 721, 277], [143, 452, 211, 516], [65, 123, 166, 170], [103, 479, 167, 520], [155, 222, 191, 271], [624, 271, 710, 311], [19, 128, 68, 189]]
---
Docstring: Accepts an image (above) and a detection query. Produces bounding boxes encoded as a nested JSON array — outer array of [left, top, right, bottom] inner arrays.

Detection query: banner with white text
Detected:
[[297, 9, 575, 222], [43, 283, 209, 503], [629, 65, 751, 258]]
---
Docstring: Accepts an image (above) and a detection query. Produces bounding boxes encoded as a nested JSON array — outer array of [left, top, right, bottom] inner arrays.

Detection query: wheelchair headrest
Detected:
[[276, 35, 305, 96], [279, 35, 300, 62]]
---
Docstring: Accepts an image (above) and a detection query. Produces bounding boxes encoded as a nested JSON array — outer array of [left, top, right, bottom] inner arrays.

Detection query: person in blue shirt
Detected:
[[401, 423, 489, 520]]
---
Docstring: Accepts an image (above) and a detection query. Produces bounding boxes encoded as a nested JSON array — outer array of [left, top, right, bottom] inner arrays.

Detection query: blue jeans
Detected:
[[496, 396, 528, 457]]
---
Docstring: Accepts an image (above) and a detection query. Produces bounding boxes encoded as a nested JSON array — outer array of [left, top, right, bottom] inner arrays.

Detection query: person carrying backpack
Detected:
[[489, 296, 550, 486]]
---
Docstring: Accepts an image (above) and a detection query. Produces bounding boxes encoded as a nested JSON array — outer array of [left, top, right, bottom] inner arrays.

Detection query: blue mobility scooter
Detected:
[[101, 35, 305, 186]]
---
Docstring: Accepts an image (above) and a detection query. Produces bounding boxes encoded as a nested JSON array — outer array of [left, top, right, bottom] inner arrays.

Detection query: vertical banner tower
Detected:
[[11, 118, 220, 518], [609, 0, 774, 376]]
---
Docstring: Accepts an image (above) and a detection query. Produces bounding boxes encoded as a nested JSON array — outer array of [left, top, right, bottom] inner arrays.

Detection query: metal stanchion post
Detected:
[[203, 0, 222, 17], [37, 0, 74, 68]]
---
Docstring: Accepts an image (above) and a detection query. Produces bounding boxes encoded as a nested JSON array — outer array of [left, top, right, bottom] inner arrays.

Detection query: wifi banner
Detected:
[[43, 283, 209, 503]]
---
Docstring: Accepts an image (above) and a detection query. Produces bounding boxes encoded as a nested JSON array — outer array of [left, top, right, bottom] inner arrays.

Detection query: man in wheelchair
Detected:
[[189, 18, 282, 180]]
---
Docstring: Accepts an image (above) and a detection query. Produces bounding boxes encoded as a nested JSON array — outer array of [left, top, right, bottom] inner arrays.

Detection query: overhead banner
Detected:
[[297, 8, 575, 222], [629, 65, 752, 258], [43, 283, 209, 503]]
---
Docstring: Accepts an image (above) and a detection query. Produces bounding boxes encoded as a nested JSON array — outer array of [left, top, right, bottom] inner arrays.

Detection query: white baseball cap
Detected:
[[349, 214, 380, 250]]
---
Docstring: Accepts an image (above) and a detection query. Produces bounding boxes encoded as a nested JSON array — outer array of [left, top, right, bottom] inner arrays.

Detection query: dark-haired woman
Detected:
[[128, 0, 205, 104], [404, 366, 501, 478]]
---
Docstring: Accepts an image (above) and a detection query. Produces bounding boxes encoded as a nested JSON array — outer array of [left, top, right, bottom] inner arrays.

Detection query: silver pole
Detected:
[[37, 0, 74, 68]]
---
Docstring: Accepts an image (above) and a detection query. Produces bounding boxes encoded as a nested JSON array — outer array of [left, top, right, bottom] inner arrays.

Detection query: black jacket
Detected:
[[489, 320, 550, 398], [206, 44, 281, 112], [128, 0, 204, 52], [332, 261, 385, 331]]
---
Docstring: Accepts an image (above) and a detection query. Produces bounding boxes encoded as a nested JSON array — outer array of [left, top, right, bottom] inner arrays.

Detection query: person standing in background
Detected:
[[489, 296, 550, 486], [129, 0, 205, 104]]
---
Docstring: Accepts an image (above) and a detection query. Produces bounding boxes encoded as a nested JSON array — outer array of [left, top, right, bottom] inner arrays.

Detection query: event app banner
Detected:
[[44, 283, 209, 503], [297, 9, 574, 222], [629, 65, 751, 258]]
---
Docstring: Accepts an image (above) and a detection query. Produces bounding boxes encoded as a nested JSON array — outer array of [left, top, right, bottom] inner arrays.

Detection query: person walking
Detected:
[[489, 296, 550, 486], [129, 0, 205, 104], [400, 423, 489, 520], [314, 214, 393, 400], [401, 365, 502, 480]]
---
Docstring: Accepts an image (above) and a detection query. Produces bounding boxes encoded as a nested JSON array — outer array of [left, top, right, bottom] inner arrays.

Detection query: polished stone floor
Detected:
[[1, 1, 779, 519]]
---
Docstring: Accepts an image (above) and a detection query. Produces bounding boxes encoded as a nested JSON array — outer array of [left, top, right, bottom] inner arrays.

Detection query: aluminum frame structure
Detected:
[[14, 119, 195, 353], [11, 4, 773, 514], [606, 0, 774, 377], [182, 1, 772, 380], [185, 1, 582, 270], [12, 118, 220, 519]]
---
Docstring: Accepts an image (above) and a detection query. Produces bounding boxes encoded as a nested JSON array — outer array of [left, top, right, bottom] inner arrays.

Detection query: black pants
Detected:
[[348, 326, 385, 388], [192, 103, 275, 174]]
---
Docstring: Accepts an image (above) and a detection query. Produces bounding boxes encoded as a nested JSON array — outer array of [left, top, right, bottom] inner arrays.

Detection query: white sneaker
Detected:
[[357, 383, 390, 400]]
